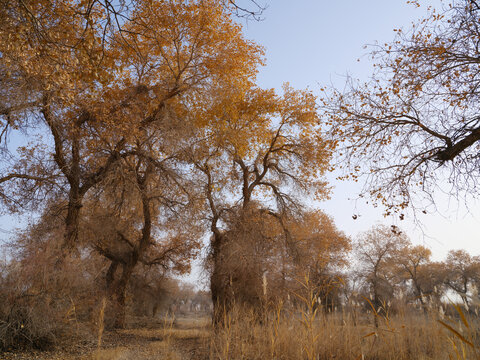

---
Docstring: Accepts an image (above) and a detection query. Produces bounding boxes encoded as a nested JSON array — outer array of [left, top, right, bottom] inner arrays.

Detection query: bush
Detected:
[[0, 293, 61, 350], [0, 246, 98, 351]]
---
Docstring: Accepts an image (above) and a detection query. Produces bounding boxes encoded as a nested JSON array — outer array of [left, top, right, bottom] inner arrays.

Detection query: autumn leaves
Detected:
[[0, 0, 337, 327], [322, 1, 480, 212], [4, 0, 477, 331]]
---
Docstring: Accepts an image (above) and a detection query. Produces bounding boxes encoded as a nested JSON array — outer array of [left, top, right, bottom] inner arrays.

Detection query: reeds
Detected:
[[208, 281, 480, 360]]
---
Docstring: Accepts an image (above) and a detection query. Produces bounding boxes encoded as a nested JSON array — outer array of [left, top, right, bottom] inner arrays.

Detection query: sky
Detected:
[[239, 0, 480, 260]]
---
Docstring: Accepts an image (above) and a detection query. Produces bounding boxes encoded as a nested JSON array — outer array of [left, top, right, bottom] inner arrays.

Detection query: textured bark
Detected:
[[210, 232, 229, 325], [110, 166, 153, 328], [113, 262, 135, 329], [64, 189, 83, 251]]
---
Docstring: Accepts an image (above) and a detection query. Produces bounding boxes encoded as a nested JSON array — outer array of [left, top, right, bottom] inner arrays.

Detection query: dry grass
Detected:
[[208, 287, 480, 360], [85, 341, 182, 360], [3, 307, 480, 359], [210, 307, 449, 360]]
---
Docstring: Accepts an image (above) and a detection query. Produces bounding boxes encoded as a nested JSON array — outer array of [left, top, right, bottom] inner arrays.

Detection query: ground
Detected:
[[1, 316, 211, 360]]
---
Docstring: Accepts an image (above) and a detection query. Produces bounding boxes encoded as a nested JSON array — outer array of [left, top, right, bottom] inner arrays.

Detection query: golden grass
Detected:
[[205, 279, 480, 360], [88, 347, 129, 360], [209, 306, 456, 360], [5, 306, 480, 359], [83, 305, 480, 360], [120, 327, 209, 340]]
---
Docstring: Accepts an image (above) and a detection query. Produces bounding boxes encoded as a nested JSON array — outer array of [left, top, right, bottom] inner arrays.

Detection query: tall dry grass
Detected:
[[208, 290, 480, 359], [82, 299, 480, 360], [210, 307, 441, 359]]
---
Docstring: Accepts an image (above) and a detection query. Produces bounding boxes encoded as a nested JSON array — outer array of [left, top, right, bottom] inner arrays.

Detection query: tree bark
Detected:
[[113, 262, 135, 329], [110, 166, 153, 328], [414, 281, 428, 315], [106, 260, 119, 294], [64, 188, 83, 252], [210, 232, 228, 325]]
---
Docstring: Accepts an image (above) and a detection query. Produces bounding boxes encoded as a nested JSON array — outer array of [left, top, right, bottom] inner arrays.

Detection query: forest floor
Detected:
[[1, 316, 211, 360]]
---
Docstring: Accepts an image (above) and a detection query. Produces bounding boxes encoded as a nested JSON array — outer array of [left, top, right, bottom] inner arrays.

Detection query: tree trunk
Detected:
[[113, 262, 135, 329], [210, 232, 227, 325], [63, 131, 83, 252], [106, 261, 119, 294], [110, 172, 152, 329], [373, 285, 379, 328], [414, 282, 428, 315], [64, 192, 83, 252]]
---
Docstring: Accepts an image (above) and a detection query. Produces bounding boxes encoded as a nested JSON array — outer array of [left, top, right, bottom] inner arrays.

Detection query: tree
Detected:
[[354, 225, 408, 326], [207, 204, 285, 312], [288, 211, 351, 311], [82, 150, 201, 328], [323, 0, 480, 212], [443, 249, 480, 306], [395, 244, 432, 311], [0, 0, 112, 248], [0, 0, 263, 253], [188, 84, 332, 321], [419, 261, 449, 304]]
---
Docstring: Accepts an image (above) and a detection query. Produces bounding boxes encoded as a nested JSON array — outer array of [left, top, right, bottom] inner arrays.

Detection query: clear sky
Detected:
[[240, 0, 480, 260]]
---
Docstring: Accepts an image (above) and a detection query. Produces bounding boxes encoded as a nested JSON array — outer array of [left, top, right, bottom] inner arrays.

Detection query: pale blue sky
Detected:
[[241, 0, 480, 260]]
